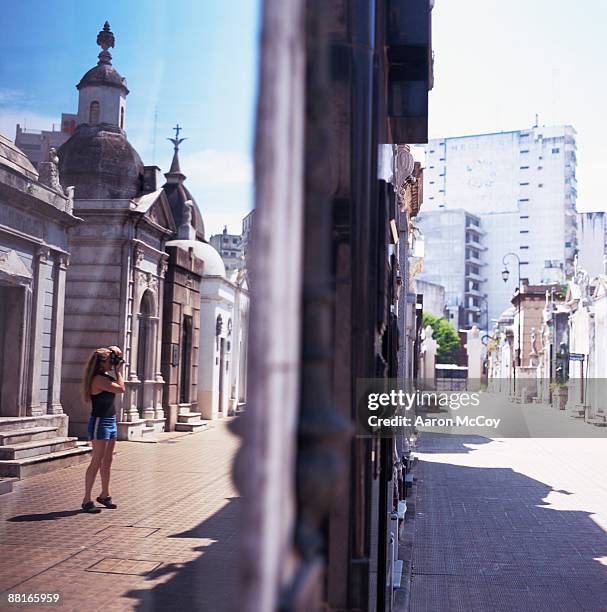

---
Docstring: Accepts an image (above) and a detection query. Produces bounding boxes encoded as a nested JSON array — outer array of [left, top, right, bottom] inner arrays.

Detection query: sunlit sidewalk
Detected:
[[409, 432, 607, 611], [0, 420, 240, 612]]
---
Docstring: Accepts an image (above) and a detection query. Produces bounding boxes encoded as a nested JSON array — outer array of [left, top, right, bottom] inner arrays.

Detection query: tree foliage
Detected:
[[422, 313, 460, 364]]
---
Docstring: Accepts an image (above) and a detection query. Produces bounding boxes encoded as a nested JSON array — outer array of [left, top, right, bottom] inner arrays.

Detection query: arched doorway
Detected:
[[137, 290, 154, 412], [180, 315, 193, 404]]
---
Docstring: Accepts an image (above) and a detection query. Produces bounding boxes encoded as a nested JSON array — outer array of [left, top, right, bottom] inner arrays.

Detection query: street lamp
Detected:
[[501, 253, 522, 392]]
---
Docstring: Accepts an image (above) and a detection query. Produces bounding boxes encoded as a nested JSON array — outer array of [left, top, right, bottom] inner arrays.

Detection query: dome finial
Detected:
[[96, 21, 115, 65], [167, 124, 187, 175]]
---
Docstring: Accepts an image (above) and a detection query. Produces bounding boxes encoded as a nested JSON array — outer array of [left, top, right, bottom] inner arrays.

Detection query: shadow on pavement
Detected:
[[125, 496, 240, 612], [409, 434, 607, 611], [415, 431, 493, 454], [7, 509, 83, 522]]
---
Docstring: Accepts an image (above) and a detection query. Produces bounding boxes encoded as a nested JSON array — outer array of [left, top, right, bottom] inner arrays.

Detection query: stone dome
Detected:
[[165, 239, 226, 278], [498, 305, 515, 323], [77, 63, 129, 93], [57, 124, 144, 199], [0, 132, 38, 181], [163, 181, 205, 241]]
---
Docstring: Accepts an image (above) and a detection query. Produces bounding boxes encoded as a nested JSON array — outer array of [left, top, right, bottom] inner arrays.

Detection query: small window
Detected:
[[520, 246, 529, 250], [518, 198, 530, 202], [552, 148, 560, 154], [520, 215, 529, 219], [120, 107, 125, 129], [520, 149, 530, 154], [520, 182, 530, 186], [520, 230, 529, 234], [538, 183, 544, 188], [520, 166, 529, 170], [89, 100, 100, 124]]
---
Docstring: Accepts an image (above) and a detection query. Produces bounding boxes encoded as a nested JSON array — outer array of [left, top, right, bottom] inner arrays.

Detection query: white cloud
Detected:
[[0, 88, 31, 106], [180, 149, 252, 186]]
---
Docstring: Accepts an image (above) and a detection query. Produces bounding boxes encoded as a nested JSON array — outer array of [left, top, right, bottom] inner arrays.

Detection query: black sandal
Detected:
[[96, 496, 117, 509], [81, 500, 101, 514]]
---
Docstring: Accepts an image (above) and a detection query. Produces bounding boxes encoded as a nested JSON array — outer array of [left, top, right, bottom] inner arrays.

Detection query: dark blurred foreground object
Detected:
[[233, 1, 432, 611]]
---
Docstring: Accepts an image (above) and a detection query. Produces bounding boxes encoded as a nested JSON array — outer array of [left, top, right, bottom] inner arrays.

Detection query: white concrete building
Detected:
[[424, 125, 577, 324], [415, 278, 446, 319], [209, 226, 244, 273], [14, 114, 77, 169], [577, 211, 606, 278], [417, 209, 487, 329]]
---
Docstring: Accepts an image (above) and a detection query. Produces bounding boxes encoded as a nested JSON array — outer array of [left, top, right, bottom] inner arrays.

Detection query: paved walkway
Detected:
[[409, 433, 607, 612], [0, 421, 240, 612]]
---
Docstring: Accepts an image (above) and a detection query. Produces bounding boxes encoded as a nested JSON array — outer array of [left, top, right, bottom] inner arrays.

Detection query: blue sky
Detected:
[[426, 0, 606, 212], [0, 0, 260, 237], [1, 0, 605, 233]]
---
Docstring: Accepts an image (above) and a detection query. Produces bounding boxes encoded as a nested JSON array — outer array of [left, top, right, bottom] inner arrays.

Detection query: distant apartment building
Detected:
[[241, 209, 254, 261], [415, 278, 446, 319], [423, 125, 577, 324], [577, 211, 606, 277], [14, 114, 77, 167], [210, 226, 244, 273], [417, 209, 487, 329]]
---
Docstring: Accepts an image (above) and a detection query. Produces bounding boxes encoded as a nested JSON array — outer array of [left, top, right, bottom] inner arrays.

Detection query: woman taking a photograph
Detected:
[[80, 345, 125, 513]]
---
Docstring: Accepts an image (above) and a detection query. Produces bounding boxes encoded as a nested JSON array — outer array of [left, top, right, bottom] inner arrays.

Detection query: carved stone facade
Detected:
[[0, 131, 91, 481], [160, 245, 203, 431], [60, 192, 175, 439]]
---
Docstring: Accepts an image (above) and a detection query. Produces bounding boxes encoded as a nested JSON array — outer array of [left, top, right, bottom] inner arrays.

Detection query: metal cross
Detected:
[[168, 124, 186, 151]]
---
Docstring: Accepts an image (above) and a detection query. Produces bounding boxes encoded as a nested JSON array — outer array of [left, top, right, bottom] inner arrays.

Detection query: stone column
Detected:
[[48, 253, 69, 414], [154, 258, 168, 420], [27, 246, 52, 416]]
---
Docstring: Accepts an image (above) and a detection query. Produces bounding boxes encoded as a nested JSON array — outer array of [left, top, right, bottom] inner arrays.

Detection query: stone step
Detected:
[[0, 437, 79, 460], [0, 445, 92, 479], [144, 418, 166, 434], [0, 477, 17, 496], [0, 415, 64, 433], [175, 420, 209, 433], [177, 412, 204, 424], [0, 426, 58, 446]]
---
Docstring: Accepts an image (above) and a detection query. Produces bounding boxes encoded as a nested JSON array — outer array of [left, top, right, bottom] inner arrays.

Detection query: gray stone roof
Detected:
[[0, 132, 39, 181], [77, 62, 129, 94], [57, 124, 144, 199]]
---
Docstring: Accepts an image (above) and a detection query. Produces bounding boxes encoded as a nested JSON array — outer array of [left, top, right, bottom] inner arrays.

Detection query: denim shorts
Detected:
[[88, 415, 117, 441]]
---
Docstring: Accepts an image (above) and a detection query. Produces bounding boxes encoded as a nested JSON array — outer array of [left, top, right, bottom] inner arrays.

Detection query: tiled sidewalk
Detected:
[[409, 434, 607, 612], [0, 421, 240, 612]]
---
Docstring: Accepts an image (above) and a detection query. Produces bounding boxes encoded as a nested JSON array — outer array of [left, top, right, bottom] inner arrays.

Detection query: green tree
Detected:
[[422, 313, 460, 364]]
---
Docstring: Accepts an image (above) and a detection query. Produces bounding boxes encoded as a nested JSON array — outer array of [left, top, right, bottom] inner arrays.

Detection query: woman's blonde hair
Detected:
[[82, 348, 111, 401]]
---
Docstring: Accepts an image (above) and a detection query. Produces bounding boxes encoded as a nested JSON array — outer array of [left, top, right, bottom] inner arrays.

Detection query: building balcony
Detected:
[[465, 255, 486, 267], [465, 271, 486, 283], [465, 287, 486, 298], [465, 225, 486, 236]]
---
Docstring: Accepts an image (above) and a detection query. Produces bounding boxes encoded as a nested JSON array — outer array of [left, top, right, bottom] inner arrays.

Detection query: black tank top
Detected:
[[91, 373, 116, 417]]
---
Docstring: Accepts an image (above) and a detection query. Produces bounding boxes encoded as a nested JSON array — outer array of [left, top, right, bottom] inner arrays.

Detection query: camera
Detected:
[[109, 350, 124, 366]]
